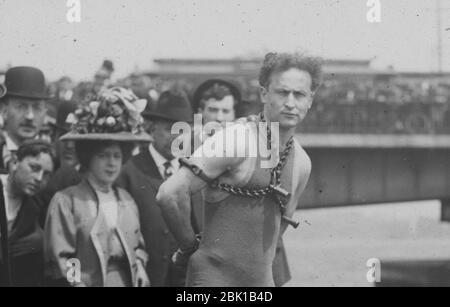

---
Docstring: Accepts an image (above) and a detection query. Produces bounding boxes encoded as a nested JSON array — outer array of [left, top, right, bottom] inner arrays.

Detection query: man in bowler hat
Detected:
[[0, 67, 50, 171], [117, 89, 203, 286]]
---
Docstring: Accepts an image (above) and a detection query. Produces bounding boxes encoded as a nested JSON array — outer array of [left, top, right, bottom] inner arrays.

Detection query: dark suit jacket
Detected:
[[0, 133, 9, 171], [117, 148, 203, 286], [0, 196, 44, 286]]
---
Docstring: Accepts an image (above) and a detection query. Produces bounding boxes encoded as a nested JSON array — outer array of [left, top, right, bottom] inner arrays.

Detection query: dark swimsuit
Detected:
[[186, 149, 294, 287]]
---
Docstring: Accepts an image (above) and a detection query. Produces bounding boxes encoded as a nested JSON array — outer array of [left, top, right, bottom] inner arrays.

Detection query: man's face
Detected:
[[57, 139, 78, 169], [199, 95, 235, 125], [260, 68, 314, 129], [13, 153, 54, 196], [60, 79, 74, 91], [2, 97, 47, 142], [150, 119, 179, 160]]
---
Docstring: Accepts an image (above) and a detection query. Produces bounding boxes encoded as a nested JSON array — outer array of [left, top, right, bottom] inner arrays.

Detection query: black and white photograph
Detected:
[[1, 0, 450, 290]]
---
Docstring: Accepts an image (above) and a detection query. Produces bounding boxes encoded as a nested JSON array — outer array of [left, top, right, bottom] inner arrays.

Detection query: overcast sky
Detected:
[[0, 0, 449, 81]]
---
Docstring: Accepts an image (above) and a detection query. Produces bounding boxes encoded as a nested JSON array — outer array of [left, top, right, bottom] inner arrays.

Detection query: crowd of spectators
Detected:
[[316, 78, 450, 105], [39, 61, 450, 135]]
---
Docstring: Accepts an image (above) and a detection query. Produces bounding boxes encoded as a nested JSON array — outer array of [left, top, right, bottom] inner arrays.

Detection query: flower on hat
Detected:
[[66, 113, 77, 125], [105, 116, 116, 126], [89, 101, 100, 117], [65, 87, 148, 135]]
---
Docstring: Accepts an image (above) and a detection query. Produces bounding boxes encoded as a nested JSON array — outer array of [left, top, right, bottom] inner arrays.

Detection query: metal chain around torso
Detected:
[[212, 113, 294, 198]]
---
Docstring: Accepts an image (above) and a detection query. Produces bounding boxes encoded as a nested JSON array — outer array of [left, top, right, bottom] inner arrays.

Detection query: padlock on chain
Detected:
[[270, 185, 300, 229], [270, 184, 291, 199]]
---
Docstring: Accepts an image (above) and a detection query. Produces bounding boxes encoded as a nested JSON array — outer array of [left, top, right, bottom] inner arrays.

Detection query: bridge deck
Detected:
[[297, 134, 450, 148], [296, 138, 450, 209]]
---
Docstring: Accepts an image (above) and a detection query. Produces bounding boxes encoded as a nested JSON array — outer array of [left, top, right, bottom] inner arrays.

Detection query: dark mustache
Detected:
[[20, 123, 37, 128]]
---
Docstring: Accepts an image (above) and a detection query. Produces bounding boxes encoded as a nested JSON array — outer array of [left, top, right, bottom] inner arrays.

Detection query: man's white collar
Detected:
[[4, 132, 19, 151], [148, 143, 179, 172]]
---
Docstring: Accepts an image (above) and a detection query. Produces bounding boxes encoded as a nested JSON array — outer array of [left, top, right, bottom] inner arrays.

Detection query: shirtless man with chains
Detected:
[[157, 52, 322, 287]]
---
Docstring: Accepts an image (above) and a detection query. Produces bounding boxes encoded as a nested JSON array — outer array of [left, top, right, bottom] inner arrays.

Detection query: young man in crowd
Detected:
[[193, 79, 241, 127], [0, 140, 55, 286]]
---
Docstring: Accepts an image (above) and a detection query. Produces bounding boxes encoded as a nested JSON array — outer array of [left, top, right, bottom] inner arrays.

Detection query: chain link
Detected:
[[213, 113, 294, 199]]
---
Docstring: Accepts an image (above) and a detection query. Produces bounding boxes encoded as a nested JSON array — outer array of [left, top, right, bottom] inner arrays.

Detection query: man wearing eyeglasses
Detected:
[[0, 67, 50, 172]]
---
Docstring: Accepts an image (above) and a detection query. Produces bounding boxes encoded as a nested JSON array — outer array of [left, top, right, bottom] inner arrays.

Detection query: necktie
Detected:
[[163, 161, 173, 179]]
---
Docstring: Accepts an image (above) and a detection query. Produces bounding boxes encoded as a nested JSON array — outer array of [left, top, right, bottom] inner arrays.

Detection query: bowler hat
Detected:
[[192, 79, 241, 112], [3, 66, 51, 100], [142, 89, 193, 123]]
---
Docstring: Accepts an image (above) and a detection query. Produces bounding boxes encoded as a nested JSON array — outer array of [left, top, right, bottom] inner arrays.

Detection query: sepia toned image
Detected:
[[1, 0, 450, 290]]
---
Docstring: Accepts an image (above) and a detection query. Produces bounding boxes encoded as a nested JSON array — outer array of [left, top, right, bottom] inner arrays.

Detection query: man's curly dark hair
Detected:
[[199, 83, 234, 108], [16, 140, 55, 163], [258, 52, 323, 92]]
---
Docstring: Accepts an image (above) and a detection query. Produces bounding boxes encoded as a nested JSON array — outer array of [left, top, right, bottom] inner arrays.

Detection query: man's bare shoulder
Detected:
[[292, 138, 312, 190]]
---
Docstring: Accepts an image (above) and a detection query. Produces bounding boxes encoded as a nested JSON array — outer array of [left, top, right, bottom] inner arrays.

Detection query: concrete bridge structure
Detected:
[[297, 134, 450, 222]]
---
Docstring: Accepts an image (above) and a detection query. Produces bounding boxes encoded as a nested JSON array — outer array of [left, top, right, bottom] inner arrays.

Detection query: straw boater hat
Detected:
[[60, 87, 152, 142]]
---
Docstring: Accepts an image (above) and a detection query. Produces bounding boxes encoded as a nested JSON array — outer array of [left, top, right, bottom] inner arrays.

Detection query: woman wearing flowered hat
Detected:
[[43, 87, 151, 287]]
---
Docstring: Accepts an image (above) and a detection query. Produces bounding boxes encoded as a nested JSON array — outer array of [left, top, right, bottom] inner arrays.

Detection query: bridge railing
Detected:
[[298, 101, 450, 134]]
